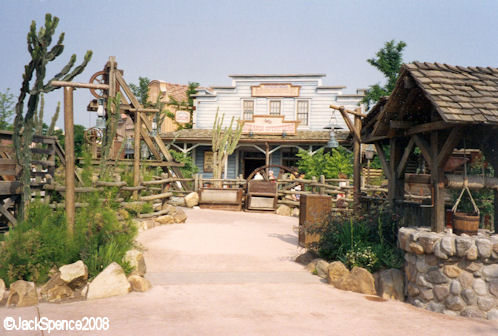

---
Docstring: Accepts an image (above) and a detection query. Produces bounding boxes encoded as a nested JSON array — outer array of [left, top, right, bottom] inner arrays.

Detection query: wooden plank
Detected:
[[88, 159, 183, 167], [390, 120, 413, 129], [405, 120, 453, 136], [353, 114, 362, 210], [0, 202, 17, 226], [0, 181, 21, 195], [329, 104, 367, 118], [396, 136, 415, 179], [431, 131, 445, 232], [337, 107, 361, 142], [139, 192, 173, 201], [373, 142, 391, 181]]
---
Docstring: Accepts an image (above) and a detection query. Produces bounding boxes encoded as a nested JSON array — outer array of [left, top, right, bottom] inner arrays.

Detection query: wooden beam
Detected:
[[353, 115, 362, 211], [405, 120, 453, 136], [329, 104, 367, 118], [431, 131, 445, 233], [396, 136, 415, 179], [373, 142, 391, 181], [50, 80, 109, 90], [390, 120, 413, 129], [413, 134, 433, 170], [437, 127, 463, 169], [336, 107, 361, 142], [0, 202, 16, 226]]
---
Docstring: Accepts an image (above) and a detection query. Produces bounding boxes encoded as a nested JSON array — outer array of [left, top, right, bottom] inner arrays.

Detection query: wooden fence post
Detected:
[[319, 175, 325, 195], [63, 86, 75, 237]]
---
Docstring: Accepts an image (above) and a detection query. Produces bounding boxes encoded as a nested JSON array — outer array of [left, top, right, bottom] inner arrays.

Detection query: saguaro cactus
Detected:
[[13, 13, 92, 218], [211, 110, 243, 187]]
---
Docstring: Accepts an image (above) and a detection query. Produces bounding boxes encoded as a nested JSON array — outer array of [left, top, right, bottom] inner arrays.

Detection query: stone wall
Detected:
[[398, 227, 498, 320]]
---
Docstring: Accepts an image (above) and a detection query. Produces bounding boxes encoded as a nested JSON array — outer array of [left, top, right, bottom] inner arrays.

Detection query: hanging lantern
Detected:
[[150, 119, 158, 137], [365, 144, 375, 160], [96, 98, 106, 129], [327, 130, 339, 148], [141, 143, 149, 159]]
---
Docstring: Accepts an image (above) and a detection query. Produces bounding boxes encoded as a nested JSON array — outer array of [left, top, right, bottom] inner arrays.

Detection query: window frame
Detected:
[[296, 99, 310, 126], [242, 99, 255, 121], [268, 99, 281, 116]]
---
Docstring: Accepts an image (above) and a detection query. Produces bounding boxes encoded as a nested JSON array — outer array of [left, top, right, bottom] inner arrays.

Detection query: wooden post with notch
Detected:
[[353, 112, 362, 211], [63, 86, 75, 236], [133, 111, 141, 199]]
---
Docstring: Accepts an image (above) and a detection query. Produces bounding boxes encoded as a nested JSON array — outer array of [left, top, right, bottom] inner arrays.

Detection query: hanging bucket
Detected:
[[453, 212, 479, 235]]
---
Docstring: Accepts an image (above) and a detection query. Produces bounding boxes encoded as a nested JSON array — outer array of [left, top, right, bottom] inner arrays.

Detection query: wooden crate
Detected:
[[299, 194, 332, 248], [199, 188, 243, 211], [246, 180, 277, 211]]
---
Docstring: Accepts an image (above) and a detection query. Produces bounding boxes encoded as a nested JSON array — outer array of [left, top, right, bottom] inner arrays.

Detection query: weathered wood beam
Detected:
[[50, 80, 109, 90], [373, 142, 391, 181], [390, 120, 413, 129], [437, 127, 463, 169], [396, 136, 415, 179], [431, 131, 444, 233], [329, 104, 367, 118], [336, 107, 361, 142], [405, 120, 453, 136], [0, 202, 17, 226]]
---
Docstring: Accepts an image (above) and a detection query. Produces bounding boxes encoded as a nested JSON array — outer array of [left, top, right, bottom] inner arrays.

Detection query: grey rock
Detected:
[[482, 264, 498, 279], [455, 236, 473, 257], [489, 279, 498, 297], [416, 274, 433, 289], [419, 288, 434, 301], [413, 299, 425, 308], [442, 309, 459, 317], [416, 256, 429, 273], [445, 295, 465, 311], [295, 250, 319, 265], [426, 268, 449, 284], [473, 279, 488, 296], [464, 261, 483, 273], [477, 296, 495, 311], [434, 240, 448, 260], [461, 288, 477, 305], [427, 302, 445, 313], [488, 309, 498, 320], [404, 253, 416, 264], [461, 307, 486, 319], [458, 271, 474, 289], [376, 268, 404, 301], [425, 254, 439, 266], [476, 238, 492, 258], [418, 232, 438, 254], [466, 245, 478, 260], [433, 285, 450, 302], [449, 280, 461, 295], [407, 283, 420, 296], [440, 236, 456, 256], [409, 242, 424, 255]]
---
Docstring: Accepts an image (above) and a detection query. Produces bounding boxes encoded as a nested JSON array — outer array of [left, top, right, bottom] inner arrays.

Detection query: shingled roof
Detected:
[[405, 62, 498, 124]]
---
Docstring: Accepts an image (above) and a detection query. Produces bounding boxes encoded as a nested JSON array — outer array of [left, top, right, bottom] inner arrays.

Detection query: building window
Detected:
[[297, 100, 309, 125], [269, 100, 281, 115], [243, 100, 254, 120]]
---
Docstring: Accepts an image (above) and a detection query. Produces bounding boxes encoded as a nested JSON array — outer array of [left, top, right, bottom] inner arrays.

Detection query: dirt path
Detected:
[[1, 208, 497, 335]]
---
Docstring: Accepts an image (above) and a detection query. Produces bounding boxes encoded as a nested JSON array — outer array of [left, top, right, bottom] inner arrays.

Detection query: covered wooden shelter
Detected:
[[361, 62, 498, 232]]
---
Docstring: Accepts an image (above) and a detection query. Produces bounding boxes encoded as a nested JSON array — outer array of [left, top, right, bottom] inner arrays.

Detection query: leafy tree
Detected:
[[362, 40, 407, 108], [296, 147, 353, 179], [129, 77, 150, 106], [0, 88, 15, 130]]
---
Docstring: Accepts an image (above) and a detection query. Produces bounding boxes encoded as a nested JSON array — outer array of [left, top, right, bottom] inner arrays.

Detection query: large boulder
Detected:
[[155, 215, 175, 225], [168, 196, 185, 207], [327, 261, 349, 284], [0, 279, 5, 302], [59, 260, 88, 289], [184, 192, 199, 208], [124, 249, 147, 276], [173, 208, 187, 223], [295, 250, 318, 265], [128, 275, 151, 292], [40, 274, 73, 303], [315, 259, 329, 278], [376, 268, 405, 301], [333, 267, 376, 295], [87, 262, 131, 300], [291, 208, 300, 217], [276, 205, 292, 216], [7, 280, 38, 307]]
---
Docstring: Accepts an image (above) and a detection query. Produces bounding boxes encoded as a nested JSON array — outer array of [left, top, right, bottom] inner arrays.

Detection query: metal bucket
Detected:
[[453, 212, 479, 236]]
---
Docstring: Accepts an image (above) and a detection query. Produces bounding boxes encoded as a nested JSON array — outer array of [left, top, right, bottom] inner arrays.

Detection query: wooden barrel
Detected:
[[453, 212, 479, 235]]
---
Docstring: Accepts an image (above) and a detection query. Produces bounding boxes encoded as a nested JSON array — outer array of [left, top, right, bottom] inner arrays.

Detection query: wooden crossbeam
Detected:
[[405, 120, 452, 136], [413, 134, 433, 170], [373, 142, 391, 181], [396, 136, 415, 179], [335, 106, 361, 142], [437, 127, 463, 169]]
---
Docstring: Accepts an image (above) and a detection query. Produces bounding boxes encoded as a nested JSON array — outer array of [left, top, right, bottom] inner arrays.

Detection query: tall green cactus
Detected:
[[211, 109, 243, 187], [34, 95, 60, 136], [13, 13, 92, 219]]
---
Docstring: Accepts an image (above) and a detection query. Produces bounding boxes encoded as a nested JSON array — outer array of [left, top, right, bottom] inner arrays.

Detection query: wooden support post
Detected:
[[160, 173, 168, 210], [430, 131, 445, 232], [133, 111, 141, 200], [311, 176, 317, 193], [265, 142, 270, 176], [388, 138, 405, 207], [63, 87, 75, 237], [319, 175, 325, 195], [194, 174, 199, 192], [353, 114, 362, 211]]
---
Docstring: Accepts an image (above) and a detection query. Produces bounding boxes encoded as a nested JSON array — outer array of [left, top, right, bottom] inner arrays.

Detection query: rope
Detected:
[[451, 139, 479, 215]]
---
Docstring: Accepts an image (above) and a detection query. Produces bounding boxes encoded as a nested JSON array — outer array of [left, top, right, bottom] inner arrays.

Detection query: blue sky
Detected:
[[1, 0, 497, 127]]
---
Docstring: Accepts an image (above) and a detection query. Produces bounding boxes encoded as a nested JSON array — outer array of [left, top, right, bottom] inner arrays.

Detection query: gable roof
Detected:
[[405, 62, 498, 124]]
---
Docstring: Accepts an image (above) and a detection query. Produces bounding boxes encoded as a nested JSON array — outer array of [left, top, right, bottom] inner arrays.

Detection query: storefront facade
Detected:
[[161, 74, 364, 178]]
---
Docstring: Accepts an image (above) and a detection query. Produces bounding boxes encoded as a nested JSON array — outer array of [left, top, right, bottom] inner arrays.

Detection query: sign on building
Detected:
[[251, 83, 300, 97], [175, 110, 191, 124], [241, 115, 299, 135]]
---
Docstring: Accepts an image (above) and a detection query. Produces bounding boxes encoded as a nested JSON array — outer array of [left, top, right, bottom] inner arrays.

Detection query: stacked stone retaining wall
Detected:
[[398, 227, 498, 320]]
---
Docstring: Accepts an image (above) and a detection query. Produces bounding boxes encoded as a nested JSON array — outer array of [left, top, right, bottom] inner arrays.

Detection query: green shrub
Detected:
[[0, 195, 137, 285], [296, 147, 353, 179], [316, 209, 404, 273]]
